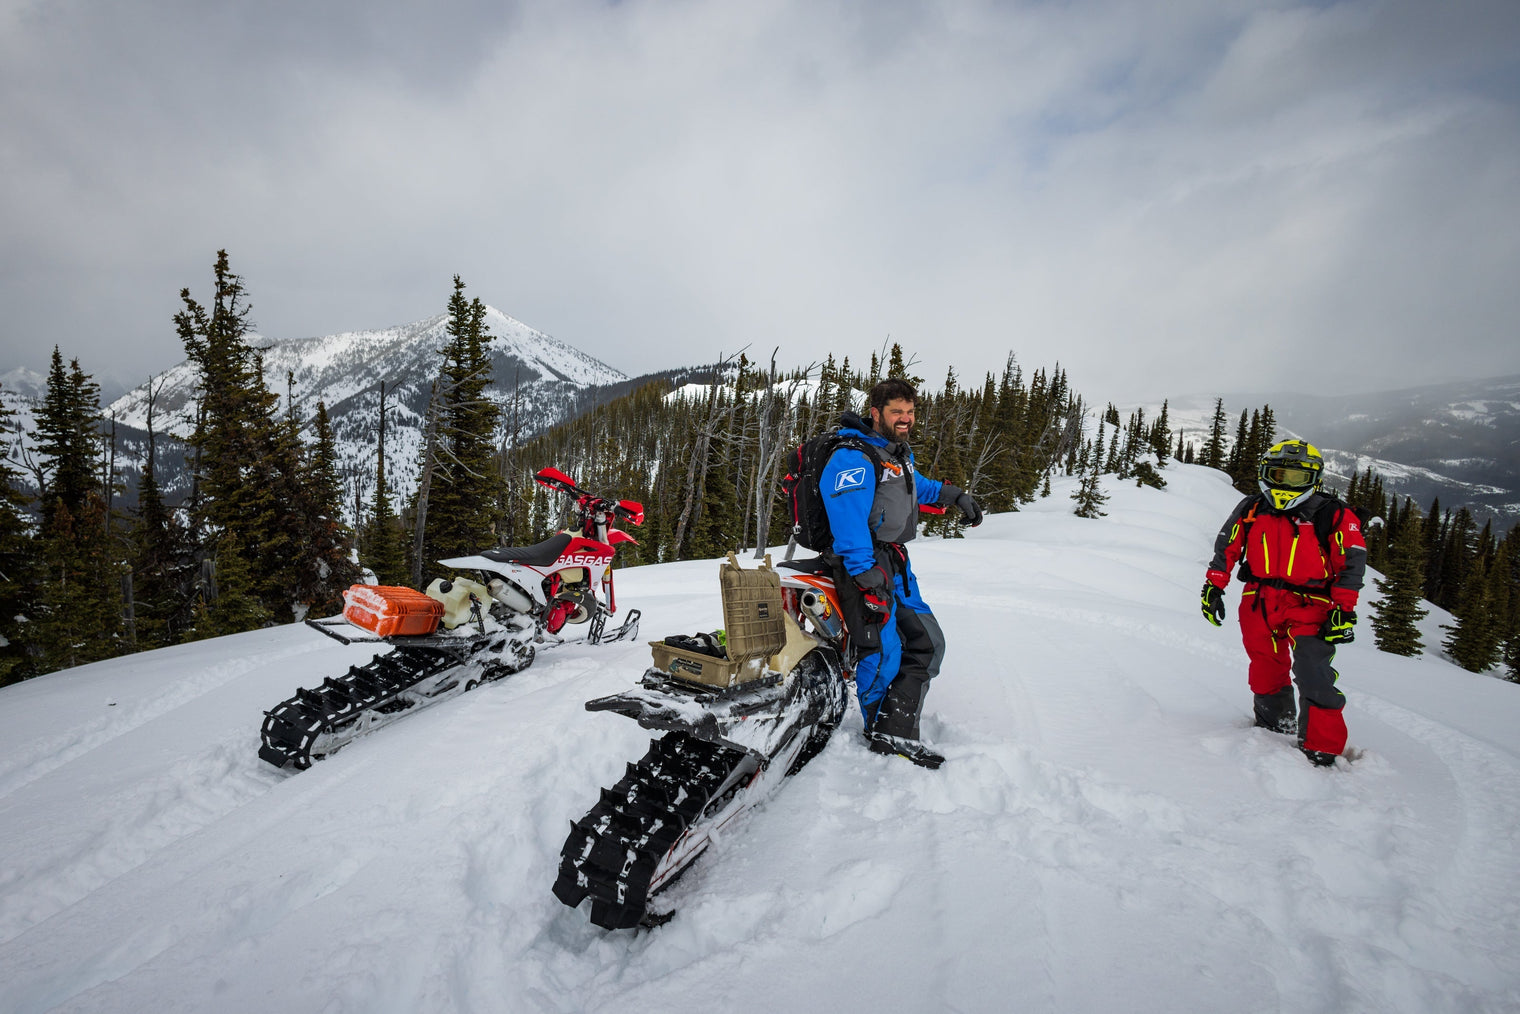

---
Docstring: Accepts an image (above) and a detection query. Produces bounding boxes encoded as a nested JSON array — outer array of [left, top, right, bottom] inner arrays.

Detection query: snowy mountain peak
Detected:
[[105, 306, 625, 434], [0, 367, 47, 401]]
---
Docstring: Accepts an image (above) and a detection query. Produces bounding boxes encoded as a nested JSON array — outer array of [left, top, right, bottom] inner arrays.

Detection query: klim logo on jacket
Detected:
[[834, 467, 868, 492]]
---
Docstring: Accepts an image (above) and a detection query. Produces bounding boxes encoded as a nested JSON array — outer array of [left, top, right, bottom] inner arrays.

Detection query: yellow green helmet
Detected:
[[1258, 440, 1324, 511]]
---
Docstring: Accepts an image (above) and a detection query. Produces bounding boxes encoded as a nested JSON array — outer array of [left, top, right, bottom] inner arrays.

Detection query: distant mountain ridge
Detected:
[[3, 307, 643, 515], [1151, 375, 1520, 528], [5, 330, 1516, 532]]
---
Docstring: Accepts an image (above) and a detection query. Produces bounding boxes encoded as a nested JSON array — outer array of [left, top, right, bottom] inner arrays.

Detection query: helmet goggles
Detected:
[[1262, 464, 1319, 489]]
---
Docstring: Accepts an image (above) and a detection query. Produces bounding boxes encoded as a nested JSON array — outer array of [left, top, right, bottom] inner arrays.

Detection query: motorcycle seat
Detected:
[[481, 532, 574, 567], [778, 556, 833, 576]]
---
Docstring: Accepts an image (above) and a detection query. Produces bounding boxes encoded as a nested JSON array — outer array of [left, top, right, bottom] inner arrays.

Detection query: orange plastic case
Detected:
[[342, 584, 443, 637]]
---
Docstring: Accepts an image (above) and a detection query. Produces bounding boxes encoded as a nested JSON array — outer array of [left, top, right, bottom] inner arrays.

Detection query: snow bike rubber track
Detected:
[[258, 635, 534, 770], [552, 648, 846, 930], [259, 607, 639, 771], [551, 731, 750, 929]]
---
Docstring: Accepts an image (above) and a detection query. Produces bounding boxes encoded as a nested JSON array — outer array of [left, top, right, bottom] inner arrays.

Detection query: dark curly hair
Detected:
[[867, 378, 917, 413]]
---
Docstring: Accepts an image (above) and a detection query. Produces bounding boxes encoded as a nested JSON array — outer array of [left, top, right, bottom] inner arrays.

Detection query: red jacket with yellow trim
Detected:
[[1205, 492, 1367, 609]]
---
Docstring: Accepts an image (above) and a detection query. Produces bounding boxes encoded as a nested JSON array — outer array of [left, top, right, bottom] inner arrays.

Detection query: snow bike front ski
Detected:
[[552, 552, 853, 929], [258, 468, 644, 771]]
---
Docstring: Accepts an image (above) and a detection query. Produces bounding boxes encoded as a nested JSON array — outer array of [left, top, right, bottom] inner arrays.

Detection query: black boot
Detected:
[[872, 674, 929, 739], [1301, 748, 1337, 767], [865, 730, 946, 769], [864, 678, 943, 769], [1253, 687, 1297, 735]]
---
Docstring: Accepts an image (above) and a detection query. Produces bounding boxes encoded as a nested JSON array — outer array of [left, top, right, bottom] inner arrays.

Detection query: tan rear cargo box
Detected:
[[650, 553, 789, 688]]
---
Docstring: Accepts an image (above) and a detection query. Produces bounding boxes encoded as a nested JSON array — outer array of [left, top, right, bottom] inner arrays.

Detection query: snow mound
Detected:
[[1, 466, 1517, 1013]]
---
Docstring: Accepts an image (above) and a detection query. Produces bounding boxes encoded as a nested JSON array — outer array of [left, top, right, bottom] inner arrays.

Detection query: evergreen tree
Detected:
[[1071, 454, 1108, 518], [0, 384, 39, 684], [1422, 497, 1445, 601], [420, 276, 502, 564], [34, 348, 102, 535], [29, 354, 125, 673], [176, 250, 288, 613], [1444, 552, 1506, 673], [1371, 517, 1429, 657], [1150, 400, 1172, 466], [187, 533, 271, 640], [1203, 398, 1228, 470], [885, 342, 923, 387], [293, 401, 359, 615], [1433, 507, 1476, 611], [1226, 410, 1250, 487], [128, 420, 190, 649], [363, 385, 408, 585], [1491, 528, 1520, 683], [1132, 459, 1167, 489], [33, 496, 122, 673]]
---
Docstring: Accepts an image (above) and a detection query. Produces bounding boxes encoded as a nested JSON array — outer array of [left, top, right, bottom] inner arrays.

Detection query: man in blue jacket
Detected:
[[820, 378, 983, 769]]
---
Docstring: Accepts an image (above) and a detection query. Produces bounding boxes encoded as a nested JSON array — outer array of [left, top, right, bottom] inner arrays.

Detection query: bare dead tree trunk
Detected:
[[672, 360, 735, 557], [188, 397, 205, 520], [103, 413, 117, 538], [498, 365, 522, 547], [751, 352, 807, 558], [411, 380, 444, 589]]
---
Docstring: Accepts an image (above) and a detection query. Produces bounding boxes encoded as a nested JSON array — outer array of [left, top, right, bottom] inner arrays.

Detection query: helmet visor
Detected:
[[1264, 464, 1318, 489]]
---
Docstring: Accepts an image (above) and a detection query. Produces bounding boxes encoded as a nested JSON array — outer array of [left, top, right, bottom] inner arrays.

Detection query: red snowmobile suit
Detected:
[[1205, 492, 1367, 756]]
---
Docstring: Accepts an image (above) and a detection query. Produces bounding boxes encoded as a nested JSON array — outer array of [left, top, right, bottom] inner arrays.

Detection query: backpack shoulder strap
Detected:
[[1236, 493, 1264, 540], [829, 434, 885, 480], [1309, 494, 1350, 558]]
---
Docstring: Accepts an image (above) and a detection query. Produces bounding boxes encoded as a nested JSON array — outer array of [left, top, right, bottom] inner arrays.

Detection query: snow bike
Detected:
[[552, 551, 854, 930], [258, 468, 645, 770]]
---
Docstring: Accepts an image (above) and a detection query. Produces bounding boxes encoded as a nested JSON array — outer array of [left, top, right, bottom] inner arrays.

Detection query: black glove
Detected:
[[1201, 582, 1225, 626], [854, 565, 892, 620], [1322, 606, 1356, 644], [939, 484, 984, 527]]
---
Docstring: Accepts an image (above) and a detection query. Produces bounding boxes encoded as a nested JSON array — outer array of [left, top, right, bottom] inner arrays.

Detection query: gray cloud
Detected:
[[2, 0, 1517, 402]]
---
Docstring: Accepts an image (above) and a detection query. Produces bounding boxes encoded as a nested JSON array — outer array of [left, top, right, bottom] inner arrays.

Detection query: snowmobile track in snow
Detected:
[[258, 640, 531, 770], [552, 731, 750, 930]]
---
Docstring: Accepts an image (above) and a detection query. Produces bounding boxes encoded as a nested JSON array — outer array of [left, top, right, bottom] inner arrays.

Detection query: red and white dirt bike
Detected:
[[437, 466, 645, 644], [258, 468, 644, 770]]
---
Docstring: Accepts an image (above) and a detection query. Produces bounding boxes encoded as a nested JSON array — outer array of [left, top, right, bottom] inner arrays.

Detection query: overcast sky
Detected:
[[2, 0, 1517, 402]]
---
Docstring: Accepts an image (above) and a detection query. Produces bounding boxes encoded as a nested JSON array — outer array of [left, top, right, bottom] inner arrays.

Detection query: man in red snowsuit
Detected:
[[1201, 440, 1367, 766]]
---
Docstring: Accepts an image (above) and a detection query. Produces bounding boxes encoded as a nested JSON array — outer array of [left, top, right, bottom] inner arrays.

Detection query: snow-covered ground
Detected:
[[1, 465, 1517, 1014]]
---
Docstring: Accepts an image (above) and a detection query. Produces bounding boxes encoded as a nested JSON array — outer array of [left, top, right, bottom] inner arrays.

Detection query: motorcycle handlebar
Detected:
[[534, 468, 644, 526]]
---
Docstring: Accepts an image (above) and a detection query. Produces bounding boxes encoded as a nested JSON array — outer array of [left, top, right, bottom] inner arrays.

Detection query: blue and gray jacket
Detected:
[[819, 411, 946, 578]]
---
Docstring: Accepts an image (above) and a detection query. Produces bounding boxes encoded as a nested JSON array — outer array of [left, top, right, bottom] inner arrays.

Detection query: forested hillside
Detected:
[[2, 254, 1517, 689]]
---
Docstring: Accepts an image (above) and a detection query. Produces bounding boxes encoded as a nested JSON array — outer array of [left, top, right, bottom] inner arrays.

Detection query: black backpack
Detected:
[[781, 430, 880, 552], [1236, 491, 1369, 581]]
